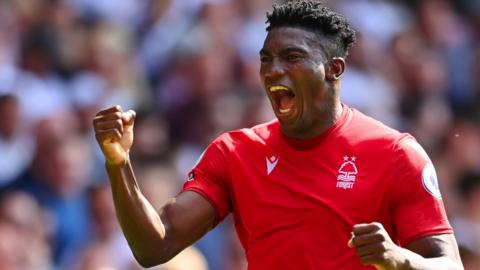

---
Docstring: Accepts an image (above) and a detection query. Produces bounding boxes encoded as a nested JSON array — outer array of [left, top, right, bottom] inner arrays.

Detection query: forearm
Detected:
[[399, 248, 463, 270], [106, 159, 168, 266]]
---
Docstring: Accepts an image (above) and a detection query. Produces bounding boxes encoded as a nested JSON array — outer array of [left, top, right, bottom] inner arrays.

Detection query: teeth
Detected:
[[279, 108, 291, 114], [269, 85, 289, 92]]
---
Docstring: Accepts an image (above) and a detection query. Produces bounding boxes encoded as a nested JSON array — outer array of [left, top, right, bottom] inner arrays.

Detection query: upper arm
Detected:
[[157, 135, 232, 261], [406, 234, 463, 264], [158, 190, 217, 261], [389, 137, 453, 245]]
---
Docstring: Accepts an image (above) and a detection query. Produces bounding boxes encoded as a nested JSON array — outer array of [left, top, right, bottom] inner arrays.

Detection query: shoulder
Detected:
[[212, 119, 278, 148], [341, 107, 409, 150], [392, 136, 434, 177]]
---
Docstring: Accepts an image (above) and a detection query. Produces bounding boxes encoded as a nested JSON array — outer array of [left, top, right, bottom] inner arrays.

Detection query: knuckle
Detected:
[[95, 134, 107, 143], [359, 257, 371, 265], [378, 242, 387, 251], [369, 254, 382, 263], [377, 233, 386, 241], [92, 116, 101, 125], [351, 237, 357, 246]]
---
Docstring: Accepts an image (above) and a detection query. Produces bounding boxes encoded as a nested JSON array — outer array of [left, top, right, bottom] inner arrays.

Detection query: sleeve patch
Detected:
[[422, 163, 442, 199]]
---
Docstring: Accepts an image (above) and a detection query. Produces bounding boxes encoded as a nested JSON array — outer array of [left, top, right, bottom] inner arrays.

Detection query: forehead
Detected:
[[262, 26, 321, 52]]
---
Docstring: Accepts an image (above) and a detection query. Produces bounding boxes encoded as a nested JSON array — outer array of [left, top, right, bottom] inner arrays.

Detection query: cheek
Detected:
[[259, 65, 268, 84], [308, 77, 329, 109], [313, 90, 328, 108]]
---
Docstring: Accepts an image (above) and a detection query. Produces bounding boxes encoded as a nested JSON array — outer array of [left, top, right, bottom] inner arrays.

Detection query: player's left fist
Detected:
[[348, 222, 406, 270]]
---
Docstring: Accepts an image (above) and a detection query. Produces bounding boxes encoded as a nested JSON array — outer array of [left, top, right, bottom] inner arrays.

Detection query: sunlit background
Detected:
[[0, 0, 479, 269]]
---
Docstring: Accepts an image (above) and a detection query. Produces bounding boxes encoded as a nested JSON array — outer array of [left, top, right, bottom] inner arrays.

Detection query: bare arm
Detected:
[[349, 222, 464, 270], [94, 106, 216, 267], [401, 233, 463, 270], [106, 161, 215, 267]]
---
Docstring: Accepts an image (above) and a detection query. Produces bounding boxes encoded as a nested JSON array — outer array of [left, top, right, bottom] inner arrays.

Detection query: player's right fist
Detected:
[[93, 105, 136, 166]]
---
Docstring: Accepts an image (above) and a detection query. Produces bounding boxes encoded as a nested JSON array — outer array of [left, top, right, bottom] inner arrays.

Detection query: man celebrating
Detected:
[[93, 1, 463, 269]]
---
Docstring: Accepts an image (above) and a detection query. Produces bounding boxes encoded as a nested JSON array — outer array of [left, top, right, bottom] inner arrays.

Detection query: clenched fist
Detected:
[[348, 222, 406, 270], [93, 105, 136, 166]]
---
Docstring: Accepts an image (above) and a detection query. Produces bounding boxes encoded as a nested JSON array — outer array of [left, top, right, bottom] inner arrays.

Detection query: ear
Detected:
[[325, 57, 345, 81]]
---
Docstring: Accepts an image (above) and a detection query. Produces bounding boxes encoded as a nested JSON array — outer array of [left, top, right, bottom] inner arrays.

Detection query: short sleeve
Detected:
[[181, 136, 232, 226], [389, 136, 453, 246]]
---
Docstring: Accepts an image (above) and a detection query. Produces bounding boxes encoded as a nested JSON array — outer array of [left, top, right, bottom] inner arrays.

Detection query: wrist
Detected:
[[106, 152, 130, 168], [396, 247, 422, 270]]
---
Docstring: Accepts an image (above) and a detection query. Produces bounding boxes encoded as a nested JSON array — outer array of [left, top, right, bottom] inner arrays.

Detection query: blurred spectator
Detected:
[[157, 246, 208, 270], [340, 35, 400, 128], [61, 184, 136, 270], [68, 0, 144, 27], [435, 121, 480, 217], [12, 133, 93, 264], [138, 0, 205, 80], [0, 94, 34, 186], [0, 0, 479, 268], [416, 0, 477, 116], [135, 164, 211, 270], [136, 163, 180, 208], [451, 171, 480, 270], [129, 246, 208, 270], [130, 111, 172, 162], [0, 191, 52, 270], [336, 0, 411, 48]]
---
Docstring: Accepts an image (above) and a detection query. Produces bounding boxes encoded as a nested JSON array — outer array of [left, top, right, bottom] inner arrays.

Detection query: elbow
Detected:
[[134, 255, 163, 268], [136, 259, 158, 269], [137, 261, 162, 269], [133, 249, 173, 268]]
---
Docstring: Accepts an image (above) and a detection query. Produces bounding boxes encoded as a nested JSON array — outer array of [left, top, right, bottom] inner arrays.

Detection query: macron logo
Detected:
[[266, 156, 279, 175]]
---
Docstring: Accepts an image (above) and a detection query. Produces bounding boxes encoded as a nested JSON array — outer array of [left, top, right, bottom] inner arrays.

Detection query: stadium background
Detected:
[[0, 0, 479, 269]]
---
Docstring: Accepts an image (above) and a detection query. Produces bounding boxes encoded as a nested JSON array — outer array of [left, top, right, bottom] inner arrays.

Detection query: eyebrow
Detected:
[[259, 47, 307, 56], [281, 47, 307, 54]]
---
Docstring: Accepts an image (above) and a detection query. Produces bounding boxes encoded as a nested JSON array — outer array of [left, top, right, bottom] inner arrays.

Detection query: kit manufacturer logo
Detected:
[[266, 156, 279, 175]]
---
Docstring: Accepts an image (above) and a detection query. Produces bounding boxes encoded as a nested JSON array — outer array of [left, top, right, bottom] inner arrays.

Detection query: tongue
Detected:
[[279, 93, 295, 111]]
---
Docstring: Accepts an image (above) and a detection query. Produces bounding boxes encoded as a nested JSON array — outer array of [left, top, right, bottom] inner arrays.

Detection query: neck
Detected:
[[281, 100, 343, 140]]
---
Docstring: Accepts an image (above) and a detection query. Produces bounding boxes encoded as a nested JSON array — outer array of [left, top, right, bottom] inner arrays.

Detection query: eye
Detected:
[[285, 53, 302, 62], [260, 55, 272, 63]]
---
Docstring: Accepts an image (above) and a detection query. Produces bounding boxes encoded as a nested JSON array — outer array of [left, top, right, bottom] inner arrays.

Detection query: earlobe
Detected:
[[326, 57, 345, 81]]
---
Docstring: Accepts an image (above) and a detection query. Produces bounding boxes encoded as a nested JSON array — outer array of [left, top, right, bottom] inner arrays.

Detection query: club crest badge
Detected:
[[336, 156, 358, 189]]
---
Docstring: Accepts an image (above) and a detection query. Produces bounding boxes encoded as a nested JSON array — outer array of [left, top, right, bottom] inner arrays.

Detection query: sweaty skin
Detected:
[[93, 25, 464, 269], [260, 27, 344, 140]]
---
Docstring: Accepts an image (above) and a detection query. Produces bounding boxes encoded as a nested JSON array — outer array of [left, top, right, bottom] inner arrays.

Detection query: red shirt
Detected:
[[182, 105, 452, 270]]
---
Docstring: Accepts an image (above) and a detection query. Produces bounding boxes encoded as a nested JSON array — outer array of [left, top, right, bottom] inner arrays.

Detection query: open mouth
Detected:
[[269, 85, 296, 116]]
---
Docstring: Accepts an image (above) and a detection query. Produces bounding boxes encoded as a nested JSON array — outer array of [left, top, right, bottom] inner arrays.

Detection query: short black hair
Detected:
[[266, 0, 356, 59]]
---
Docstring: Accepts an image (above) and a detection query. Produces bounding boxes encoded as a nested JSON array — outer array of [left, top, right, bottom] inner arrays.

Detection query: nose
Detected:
[[262, 58, 285, 82]]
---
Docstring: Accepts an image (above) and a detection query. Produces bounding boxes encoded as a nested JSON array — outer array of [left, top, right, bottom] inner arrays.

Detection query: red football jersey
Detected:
[[182, 105, 452, 270]]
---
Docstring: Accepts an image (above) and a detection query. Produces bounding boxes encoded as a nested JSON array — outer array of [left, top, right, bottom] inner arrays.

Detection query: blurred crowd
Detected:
[[0, 0, 479, 269]]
